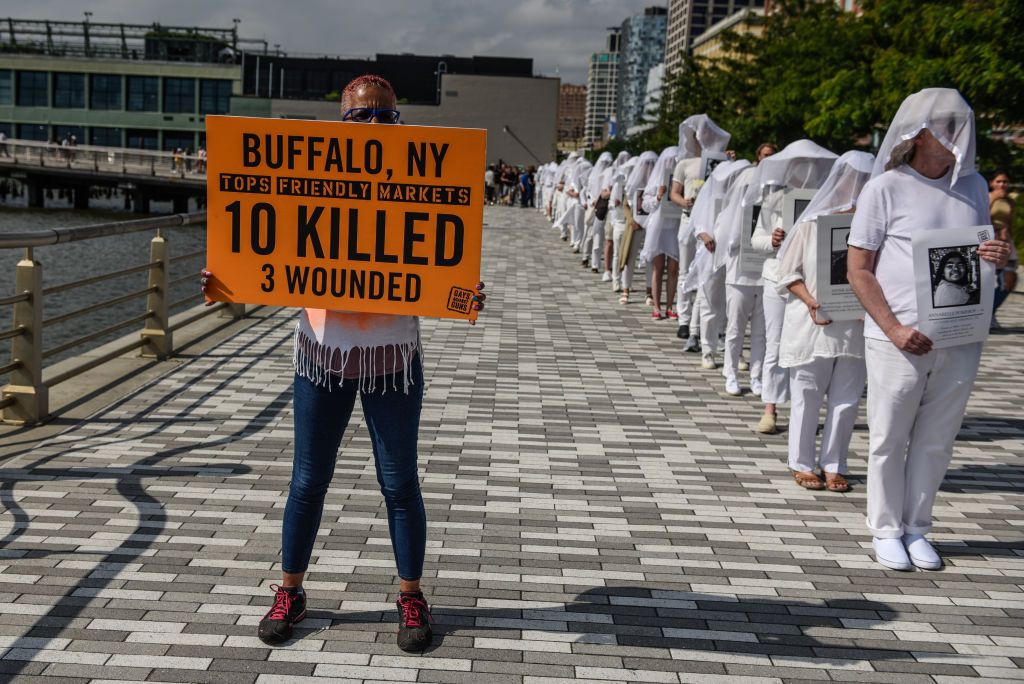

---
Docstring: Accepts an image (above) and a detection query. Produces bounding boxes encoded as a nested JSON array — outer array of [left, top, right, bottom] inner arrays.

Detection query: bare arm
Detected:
[[786, 280, 830, 325], [669, 180, 694, 209], [847, 246, 932, 354]]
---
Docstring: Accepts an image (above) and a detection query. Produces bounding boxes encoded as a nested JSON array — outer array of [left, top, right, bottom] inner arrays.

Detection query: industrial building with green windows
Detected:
[[0, 19, 251, 151]]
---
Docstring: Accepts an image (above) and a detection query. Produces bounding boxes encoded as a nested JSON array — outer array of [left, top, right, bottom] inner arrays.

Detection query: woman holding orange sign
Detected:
[[202, 74, 485, 652]]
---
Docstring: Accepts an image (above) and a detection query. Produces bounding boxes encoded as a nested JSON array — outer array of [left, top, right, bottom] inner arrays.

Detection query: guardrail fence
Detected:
[[0, 211, 247, 426]]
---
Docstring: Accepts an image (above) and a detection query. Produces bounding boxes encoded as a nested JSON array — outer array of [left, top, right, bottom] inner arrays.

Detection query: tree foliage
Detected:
[[606, 0, 1024, 174]]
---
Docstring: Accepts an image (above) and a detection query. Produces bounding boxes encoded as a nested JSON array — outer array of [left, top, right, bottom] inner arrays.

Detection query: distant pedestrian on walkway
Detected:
[[202, 74, 486, 652]]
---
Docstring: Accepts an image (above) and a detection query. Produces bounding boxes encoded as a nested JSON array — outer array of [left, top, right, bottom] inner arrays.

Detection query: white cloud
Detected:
[[3, 0, 660, 83]]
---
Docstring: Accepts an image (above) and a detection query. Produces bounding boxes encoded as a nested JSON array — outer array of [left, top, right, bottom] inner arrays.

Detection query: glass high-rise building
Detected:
[[615, 6, 668, 138]]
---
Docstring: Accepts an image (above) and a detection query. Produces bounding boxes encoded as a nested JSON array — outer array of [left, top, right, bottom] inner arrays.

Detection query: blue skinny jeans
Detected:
[[282, 356, 426, 580]]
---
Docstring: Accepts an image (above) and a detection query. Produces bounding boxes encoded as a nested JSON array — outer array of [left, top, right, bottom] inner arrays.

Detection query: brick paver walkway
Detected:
[[0, 206, 1022, 683]]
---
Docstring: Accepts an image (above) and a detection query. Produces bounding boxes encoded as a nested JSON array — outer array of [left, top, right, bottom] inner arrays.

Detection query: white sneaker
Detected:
[[701, 354, 717, 369], [725, 377, 741, 396], [738, 358, 749, 371], [601, 271, 612, 282], [903, 534, 942, 570], [873, 537, 913, 571], [751, 379, 763, 396]]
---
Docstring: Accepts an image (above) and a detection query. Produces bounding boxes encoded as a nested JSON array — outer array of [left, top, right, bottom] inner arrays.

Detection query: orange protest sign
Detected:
[[204, 116, 486, 320]]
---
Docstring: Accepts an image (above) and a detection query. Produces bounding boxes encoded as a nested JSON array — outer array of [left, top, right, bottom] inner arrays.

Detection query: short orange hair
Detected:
[[342, 74, 396, 104]]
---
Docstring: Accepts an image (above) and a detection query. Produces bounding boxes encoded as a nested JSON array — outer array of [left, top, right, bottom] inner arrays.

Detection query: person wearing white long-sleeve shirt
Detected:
[[714, 165, 766, 395], [775, 151, 874, 493], [847, 88, 1011, 572], [747, 140, 838, 434]]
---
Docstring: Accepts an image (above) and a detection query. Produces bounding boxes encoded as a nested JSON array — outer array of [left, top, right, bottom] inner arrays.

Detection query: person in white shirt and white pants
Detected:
[[847, 88, 1012, 572]]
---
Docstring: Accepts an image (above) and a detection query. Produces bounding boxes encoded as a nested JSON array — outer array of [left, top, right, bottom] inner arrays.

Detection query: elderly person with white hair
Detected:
[[671, 115, 731, 349], [747, 140, 838, 434], [847, 88, 1010, 571], [775, 151, 874, 493]]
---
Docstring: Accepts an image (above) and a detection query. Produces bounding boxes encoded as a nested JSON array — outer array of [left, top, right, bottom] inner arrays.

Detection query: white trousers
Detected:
[[865, 339, 982, 539], [570, 203, 586, 245], [676, 236, 697, 323], [724, 284, 765, 381], [699, 269, 726, 355], [761, 281, 790, 404], [611, 220, 626, 285], [622, 229, 644, 291], [788, 356, 867, 474], [590, 217, 606, 271]]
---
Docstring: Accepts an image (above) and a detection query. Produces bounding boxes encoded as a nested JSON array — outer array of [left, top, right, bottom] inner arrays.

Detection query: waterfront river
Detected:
[[0, 195, 207, 376]]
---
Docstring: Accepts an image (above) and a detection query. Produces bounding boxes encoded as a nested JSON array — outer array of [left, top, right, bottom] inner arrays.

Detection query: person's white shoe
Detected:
[[903, 534, 943, 570], [701, 354, 717, 370], [725, 377, 741, 396], [873, 537, 914, 571], [751, 379, 763, 396], [601, 271, 612, 282], [738, 358, 750, 371]]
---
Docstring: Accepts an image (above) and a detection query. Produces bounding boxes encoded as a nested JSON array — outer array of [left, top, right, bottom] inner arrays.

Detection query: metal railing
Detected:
[[0, 210, 248, 425], [0, 137, 207, 180]]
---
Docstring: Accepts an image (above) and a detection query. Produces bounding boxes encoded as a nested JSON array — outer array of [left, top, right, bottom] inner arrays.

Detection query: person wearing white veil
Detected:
[[775, 151, 873, 493], [581, 152, 613, 270], [602, 151, 631, 284], [747, 140, 838, 434], [715, 161, 766, 396], [554, 157, 591, 247], [671, 115, 731, 350], [688, 158, 751, 370], [551, 152, 579, 234], [619, 151, 658, 304], [639, 146, 682, 319], [846, 88, 1011, 572], [606, 157, 635, 293]]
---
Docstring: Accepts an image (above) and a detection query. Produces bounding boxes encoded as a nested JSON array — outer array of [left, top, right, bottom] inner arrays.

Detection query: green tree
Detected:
[[602, 0, 1024, 175]]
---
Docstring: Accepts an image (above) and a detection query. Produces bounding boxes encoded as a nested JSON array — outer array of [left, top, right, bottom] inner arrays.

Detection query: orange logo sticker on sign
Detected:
[[204, 115, 486, 320]]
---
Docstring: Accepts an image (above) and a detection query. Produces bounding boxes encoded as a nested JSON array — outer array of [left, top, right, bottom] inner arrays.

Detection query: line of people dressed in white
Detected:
[[533, 88, 1012, 573]]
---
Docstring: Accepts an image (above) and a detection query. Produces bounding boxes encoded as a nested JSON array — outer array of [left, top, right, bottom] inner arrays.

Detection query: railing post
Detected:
[[2, 248, 48, 425], [140, 230, 172, 358]]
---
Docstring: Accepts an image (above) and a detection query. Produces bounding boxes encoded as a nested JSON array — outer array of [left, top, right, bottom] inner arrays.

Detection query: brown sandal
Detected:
[[793, 471, 825, 490], [824, 473, 851, 493]]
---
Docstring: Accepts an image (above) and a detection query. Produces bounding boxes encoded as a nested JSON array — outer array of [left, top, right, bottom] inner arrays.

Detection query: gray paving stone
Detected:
[[0, 206, 1020, 682]]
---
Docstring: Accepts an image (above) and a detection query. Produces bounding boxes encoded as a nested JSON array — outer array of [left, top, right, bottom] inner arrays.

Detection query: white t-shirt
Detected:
[[610, 179, 625, 225], [848, 165, 988, 341], [485, 170, 495, 186]]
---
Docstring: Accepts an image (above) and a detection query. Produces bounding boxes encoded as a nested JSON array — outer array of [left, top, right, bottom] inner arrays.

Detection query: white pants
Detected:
[[699, 269, 726, 355], [590, 217, 606, 271], [865, 339, 982, 539], [761, 281, 790, 404], [622, 229, 644, 291], [611, 220, 626, 285], [788, 356, 866, 474], [724, 284, 765, 381], [570, 203, 586, 246], [676, 235, 697, 323], [581, 207, 596, 257]]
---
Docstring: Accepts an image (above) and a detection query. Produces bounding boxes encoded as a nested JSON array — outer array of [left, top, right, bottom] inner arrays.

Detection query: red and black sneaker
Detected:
[[396, 591, 434, 652], [257, 584, 306, 645]]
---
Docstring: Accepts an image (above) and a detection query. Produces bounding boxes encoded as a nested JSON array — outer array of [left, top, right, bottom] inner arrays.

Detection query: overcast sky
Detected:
[[4, 0, 658, 84]]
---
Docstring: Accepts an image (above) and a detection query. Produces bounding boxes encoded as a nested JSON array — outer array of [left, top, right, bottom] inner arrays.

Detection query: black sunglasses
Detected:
[[341, 107, 401, 124]]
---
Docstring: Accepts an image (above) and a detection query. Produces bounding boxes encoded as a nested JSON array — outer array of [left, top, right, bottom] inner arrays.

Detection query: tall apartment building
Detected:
[[557, 83, 587, 151], [584, 28, 620, 148], [615, 6, 668, 138], [664, 0, 766, 75]]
